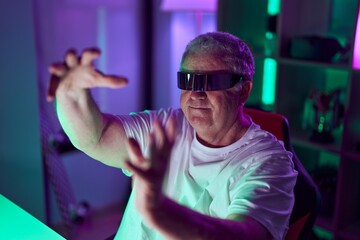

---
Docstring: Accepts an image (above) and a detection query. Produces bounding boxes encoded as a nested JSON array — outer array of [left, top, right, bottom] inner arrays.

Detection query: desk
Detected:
[[0, 194, 65, 240]]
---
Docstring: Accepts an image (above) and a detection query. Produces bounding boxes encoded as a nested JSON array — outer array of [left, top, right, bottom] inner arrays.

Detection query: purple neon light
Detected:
[[161, 0, 217, 12], [353, 8, 360, 69]]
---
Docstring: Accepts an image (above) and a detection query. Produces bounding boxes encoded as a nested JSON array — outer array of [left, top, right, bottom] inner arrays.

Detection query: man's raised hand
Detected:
[[47, 48, 128, 101]]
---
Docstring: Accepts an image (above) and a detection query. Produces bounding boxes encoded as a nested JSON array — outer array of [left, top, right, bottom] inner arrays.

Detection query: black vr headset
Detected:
[[177, 71, 245, 91]]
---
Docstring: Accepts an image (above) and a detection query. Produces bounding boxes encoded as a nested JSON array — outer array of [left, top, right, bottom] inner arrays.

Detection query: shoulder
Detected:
[[116, 107, 185, 124], [116, 108, 190, 136], [229, 122, 295, 175], [245, 122, 288, 153]]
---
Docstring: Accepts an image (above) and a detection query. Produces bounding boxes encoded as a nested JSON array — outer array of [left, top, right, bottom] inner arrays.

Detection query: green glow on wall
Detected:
[[262, 58, 277, 105], [267, 0, 281, 15], [313, 226, 333, 240]]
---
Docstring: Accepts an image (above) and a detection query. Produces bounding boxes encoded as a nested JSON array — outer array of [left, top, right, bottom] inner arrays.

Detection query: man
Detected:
[[48, 32, 297, 240]]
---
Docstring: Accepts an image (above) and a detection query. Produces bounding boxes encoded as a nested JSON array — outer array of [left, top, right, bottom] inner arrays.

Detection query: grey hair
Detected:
[[180, 32, 255, 80]]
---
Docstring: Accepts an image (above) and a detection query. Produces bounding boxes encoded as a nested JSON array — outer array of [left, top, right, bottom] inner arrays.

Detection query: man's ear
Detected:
[[239, 80, 253, 105]]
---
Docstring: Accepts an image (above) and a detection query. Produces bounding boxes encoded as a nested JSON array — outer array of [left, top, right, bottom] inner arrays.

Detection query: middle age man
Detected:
[[48, 32, 297, 240]]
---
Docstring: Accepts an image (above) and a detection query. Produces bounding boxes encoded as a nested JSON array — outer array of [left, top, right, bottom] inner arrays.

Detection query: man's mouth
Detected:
[[189, 106, 210, 110]]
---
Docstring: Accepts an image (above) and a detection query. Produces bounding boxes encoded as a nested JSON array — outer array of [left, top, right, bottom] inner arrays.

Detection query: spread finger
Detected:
[[65, 49, 78, 68], [81, 48, 101, 66]]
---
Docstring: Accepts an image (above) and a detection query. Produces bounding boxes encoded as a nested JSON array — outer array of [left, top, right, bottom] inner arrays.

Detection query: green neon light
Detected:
[[265, 31, 274, 39], [267, 0, 281, 15], [262, 58, 277, 105], [313, 226, 334, 240], [318, 116, 325, 133]]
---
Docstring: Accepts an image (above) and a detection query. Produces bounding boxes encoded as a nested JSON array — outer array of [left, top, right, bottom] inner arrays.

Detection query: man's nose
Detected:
[[190, 91, 207, 100]]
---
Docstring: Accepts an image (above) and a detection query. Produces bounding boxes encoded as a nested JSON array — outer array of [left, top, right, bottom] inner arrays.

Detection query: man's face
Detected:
[[180, 54, 243, 135]]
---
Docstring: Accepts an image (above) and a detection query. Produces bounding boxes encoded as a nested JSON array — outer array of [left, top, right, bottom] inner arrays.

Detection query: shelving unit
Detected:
[[218, 0, 360, 239]]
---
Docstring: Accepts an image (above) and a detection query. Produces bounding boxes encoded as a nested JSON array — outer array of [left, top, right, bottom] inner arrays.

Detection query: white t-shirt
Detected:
[[115, 108, 297, 240]]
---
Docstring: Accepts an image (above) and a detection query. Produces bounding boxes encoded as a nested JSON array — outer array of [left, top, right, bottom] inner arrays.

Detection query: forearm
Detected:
[[146, 196, 271, 240], [48, 48, 129, 168], [55, 87, 130, 168], [56, 87, 103, 149]]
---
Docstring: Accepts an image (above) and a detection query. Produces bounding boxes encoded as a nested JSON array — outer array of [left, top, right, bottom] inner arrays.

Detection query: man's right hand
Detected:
[[47, 48, 130, 169], [47, 48, 128, 101]]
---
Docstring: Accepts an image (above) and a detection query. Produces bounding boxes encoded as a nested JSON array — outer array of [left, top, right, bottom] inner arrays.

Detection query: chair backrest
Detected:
[[243, 107, 321, 240]]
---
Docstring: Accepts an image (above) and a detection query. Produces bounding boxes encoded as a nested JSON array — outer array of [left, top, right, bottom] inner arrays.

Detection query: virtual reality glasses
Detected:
[[177, 71, 245, 91]]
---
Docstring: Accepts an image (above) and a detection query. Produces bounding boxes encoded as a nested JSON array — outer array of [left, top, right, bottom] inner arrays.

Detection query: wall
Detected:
[[0, 0, 217, 226], [0, 0, 144, 225], [152, 0, 217, 109], [33, 0, 143, 224], [0, 0, 45, 221]]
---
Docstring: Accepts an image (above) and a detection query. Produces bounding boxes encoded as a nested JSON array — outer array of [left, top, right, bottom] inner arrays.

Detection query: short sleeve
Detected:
[[116, 108, 179, 176]]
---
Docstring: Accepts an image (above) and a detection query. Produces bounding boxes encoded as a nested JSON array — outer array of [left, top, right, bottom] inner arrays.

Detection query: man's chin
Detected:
[[189, 116, 211, 129]]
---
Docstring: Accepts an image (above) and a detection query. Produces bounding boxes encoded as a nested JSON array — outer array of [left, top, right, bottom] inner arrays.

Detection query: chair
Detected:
[[244, 107, 321, 240]]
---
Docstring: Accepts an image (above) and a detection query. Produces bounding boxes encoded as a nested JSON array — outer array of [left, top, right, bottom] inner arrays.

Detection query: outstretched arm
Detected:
[[145, 197, 271, 240], [124, 117, 272, 240], [48, 48, 129, 168]]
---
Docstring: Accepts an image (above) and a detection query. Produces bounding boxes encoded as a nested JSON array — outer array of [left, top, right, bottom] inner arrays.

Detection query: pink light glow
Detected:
[[169, 12, 216, 108], [353, 8, 360, 69], [161, 0, 217, 12]]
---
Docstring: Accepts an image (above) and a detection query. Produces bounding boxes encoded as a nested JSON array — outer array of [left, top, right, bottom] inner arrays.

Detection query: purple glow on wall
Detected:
[[170, 13, 196, 108], [161, 0, 217, 12], [353, 8, 360, 69], [64, 0, 131, 8], [95, 6, 108, 110], [33, 0, 140, 224], [169, 13, 217, 108]]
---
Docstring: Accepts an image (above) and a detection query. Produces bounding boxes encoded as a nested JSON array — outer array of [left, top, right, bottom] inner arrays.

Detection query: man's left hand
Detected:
[[124, 116, 177, 221]]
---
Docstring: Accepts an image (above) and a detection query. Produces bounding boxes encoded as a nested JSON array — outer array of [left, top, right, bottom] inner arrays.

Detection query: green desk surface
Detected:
[[0, 194, 65, 240]]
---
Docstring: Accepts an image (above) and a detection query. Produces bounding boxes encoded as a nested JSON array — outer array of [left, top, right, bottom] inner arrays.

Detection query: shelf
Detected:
[[291, 129, 342, 154], [252, 55, 353, 70], [344, 151, 360, 163], [336, 221, 360, 240], [316, 215, 334, 231], [253, 52, 277, 60], [278, 58, 350, 70], [219, 0, 360, 238]]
